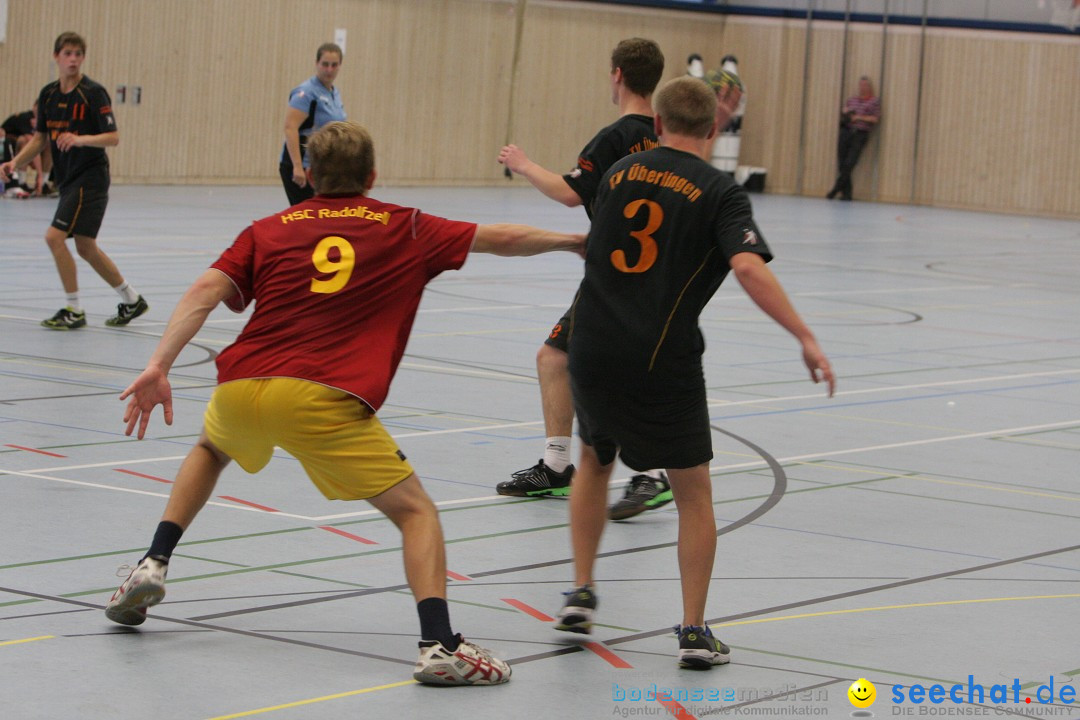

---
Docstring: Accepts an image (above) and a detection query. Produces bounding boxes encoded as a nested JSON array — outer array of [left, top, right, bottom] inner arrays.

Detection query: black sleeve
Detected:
[[89, 84, 117, 134], [562, 128, 622, 207], [714, 184, 772, 263]]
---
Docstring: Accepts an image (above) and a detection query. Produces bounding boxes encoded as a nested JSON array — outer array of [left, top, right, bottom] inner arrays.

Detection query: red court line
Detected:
[[4, 445, 66, 458], [446, 570, 472, 582], [115, 468, 173, 484], [318, 526, 378, 544], [500, 599, 634, 669], [217, 496, 279, 513], [583, 641, 634, 669], [501, 598, 554, 622], [657, 697, 698, 719]]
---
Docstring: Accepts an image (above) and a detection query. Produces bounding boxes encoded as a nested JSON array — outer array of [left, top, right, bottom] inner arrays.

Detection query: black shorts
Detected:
[[572, 375, 713, 471], [543, 306, 575, 353], [279, 160, 314, 206], [52, 175, 109, 239]]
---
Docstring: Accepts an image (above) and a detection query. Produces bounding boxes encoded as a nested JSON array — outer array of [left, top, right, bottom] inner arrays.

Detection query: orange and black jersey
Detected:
[[569, 146, 772, 390], [562, 113, 658, 219], [36, 76, 116, 188]]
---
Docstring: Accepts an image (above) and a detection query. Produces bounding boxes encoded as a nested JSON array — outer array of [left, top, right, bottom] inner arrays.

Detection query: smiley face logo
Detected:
[[848, 678, 876, 708]]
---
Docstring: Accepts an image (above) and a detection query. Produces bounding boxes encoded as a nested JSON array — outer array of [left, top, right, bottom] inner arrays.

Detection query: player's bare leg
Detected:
[[105, 432, 229, 625], [537, 344, 574, 439], [569, 444, 612, 587], [496, 343, 576, 496], [159, 432, 231, 530], [666, 464, 716, 627], [554, 443, 610, 634], [73, 234, 124, 287], [44, 226, 79, 293], [367, 473, 446, 601], [668, 463, 729, 668]]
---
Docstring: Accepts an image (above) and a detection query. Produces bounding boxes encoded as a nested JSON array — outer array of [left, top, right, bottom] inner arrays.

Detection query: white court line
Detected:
[[0, 468, 312, 520], [7, 418, 1076, 523], [391, 419, 542, 438], [311, 494, 506, 521]]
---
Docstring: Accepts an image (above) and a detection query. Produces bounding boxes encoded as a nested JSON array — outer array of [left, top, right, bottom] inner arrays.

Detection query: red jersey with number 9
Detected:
[[210, 193, 477, 410]]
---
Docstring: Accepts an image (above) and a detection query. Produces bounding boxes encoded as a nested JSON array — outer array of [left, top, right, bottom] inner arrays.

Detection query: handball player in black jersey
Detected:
[[556, 76, 835, 667]]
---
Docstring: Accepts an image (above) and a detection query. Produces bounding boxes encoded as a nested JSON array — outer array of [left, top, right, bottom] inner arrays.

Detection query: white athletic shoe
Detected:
[[413, 635, 511, 685], [105, 556, 168, 626]]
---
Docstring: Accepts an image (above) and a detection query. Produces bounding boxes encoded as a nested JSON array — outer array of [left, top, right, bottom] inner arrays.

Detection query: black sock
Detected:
[[417, 597, 457, 650], [143, 521, 184, 562]]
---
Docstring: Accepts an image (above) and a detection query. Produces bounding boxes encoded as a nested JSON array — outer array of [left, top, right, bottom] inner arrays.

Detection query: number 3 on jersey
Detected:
[[611, 199, 662, 273], [310, 236, 355, 293]]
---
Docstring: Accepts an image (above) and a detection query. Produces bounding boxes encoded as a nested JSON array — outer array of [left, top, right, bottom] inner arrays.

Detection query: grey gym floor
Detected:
[[1, 186, 1078, 720]]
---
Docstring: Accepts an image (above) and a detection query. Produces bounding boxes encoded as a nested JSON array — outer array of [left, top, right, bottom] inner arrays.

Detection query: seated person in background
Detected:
[[3, 103, 54, 196]]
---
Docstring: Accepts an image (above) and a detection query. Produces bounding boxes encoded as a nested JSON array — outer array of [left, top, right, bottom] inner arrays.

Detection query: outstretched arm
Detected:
[[730, 252, 835, 396], [498, 144, 583, 207], [121, 270, 237, 438], [472, 224, 585, 258]]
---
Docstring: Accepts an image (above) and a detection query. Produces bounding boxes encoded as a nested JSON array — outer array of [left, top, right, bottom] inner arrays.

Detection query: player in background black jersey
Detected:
[[556, 76, 834, 667], [496, 38, 676, 519], [0, 32, 148, 329]]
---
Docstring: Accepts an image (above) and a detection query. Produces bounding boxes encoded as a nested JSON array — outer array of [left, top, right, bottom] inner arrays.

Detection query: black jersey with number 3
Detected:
[[35, 76, 116, 188], [569, 146, 772, 391]]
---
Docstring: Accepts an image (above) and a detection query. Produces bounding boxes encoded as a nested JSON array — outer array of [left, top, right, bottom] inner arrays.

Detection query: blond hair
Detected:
[[654, 77, 717, 139], [306, 121, 375, 195]]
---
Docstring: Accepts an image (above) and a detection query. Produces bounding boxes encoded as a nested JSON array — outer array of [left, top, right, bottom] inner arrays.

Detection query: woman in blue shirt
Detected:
[[280, 43, 346, 204]]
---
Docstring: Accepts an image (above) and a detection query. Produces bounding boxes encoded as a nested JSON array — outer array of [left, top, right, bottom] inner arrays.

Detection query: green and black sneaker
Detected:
[[496, 460, 573, 497], [608, 472, 673, 520], [555, 583, 597, 634], [676, 624, 731, 668], [106, 295, 149, 326], [41, 306, 87, 330]]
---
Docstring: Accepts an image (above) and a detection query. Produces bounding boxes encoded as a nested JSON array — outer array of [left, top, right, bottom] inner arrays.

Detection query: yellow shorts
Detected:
[[203, 378, 414, 500]]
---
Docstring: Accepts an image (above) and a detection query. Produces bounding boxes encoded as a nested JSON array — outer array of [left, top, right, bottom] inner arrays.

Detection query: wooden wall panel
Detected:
[[874, 26, 921, 204], [916, 29, 1079, 217], [507, 1, 729, 180], [1, 1, 1075, 217], [800, 22, 846, 197]]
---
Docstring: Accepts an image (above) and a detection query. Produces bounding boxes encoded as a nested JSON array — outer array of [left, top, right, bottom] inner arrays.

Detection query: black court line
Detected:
[[507, 542, 1080, 666], [183, 426, 786, 621], [0, 585, 413, 667]]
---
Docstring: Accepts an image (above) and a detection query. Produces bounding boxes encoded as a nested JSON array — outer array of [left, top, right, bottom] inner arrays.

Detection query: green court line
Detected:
[[0, 598, 39, 609], [992, 425, 1080, 440], [733, 644, 1032, 693], [0, 500, 539, 573], [991, 435, 1080, 452], [854, 486, 1080, 521], [0, 547, 150, 570], [266, 569, 591, 621], [53, 522, 571, 600], [269, 570, 372, 588], [712, 474, 902, 508], [31, 434, 203, 451], [826, 459, 1080, 498], [172, 554, 251, 568]]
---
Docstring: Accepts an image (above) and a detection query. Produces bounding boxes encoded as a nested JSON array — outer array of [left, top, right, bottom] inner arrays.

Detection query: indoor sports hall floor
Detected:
[[1, 186, 1078, 720]]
